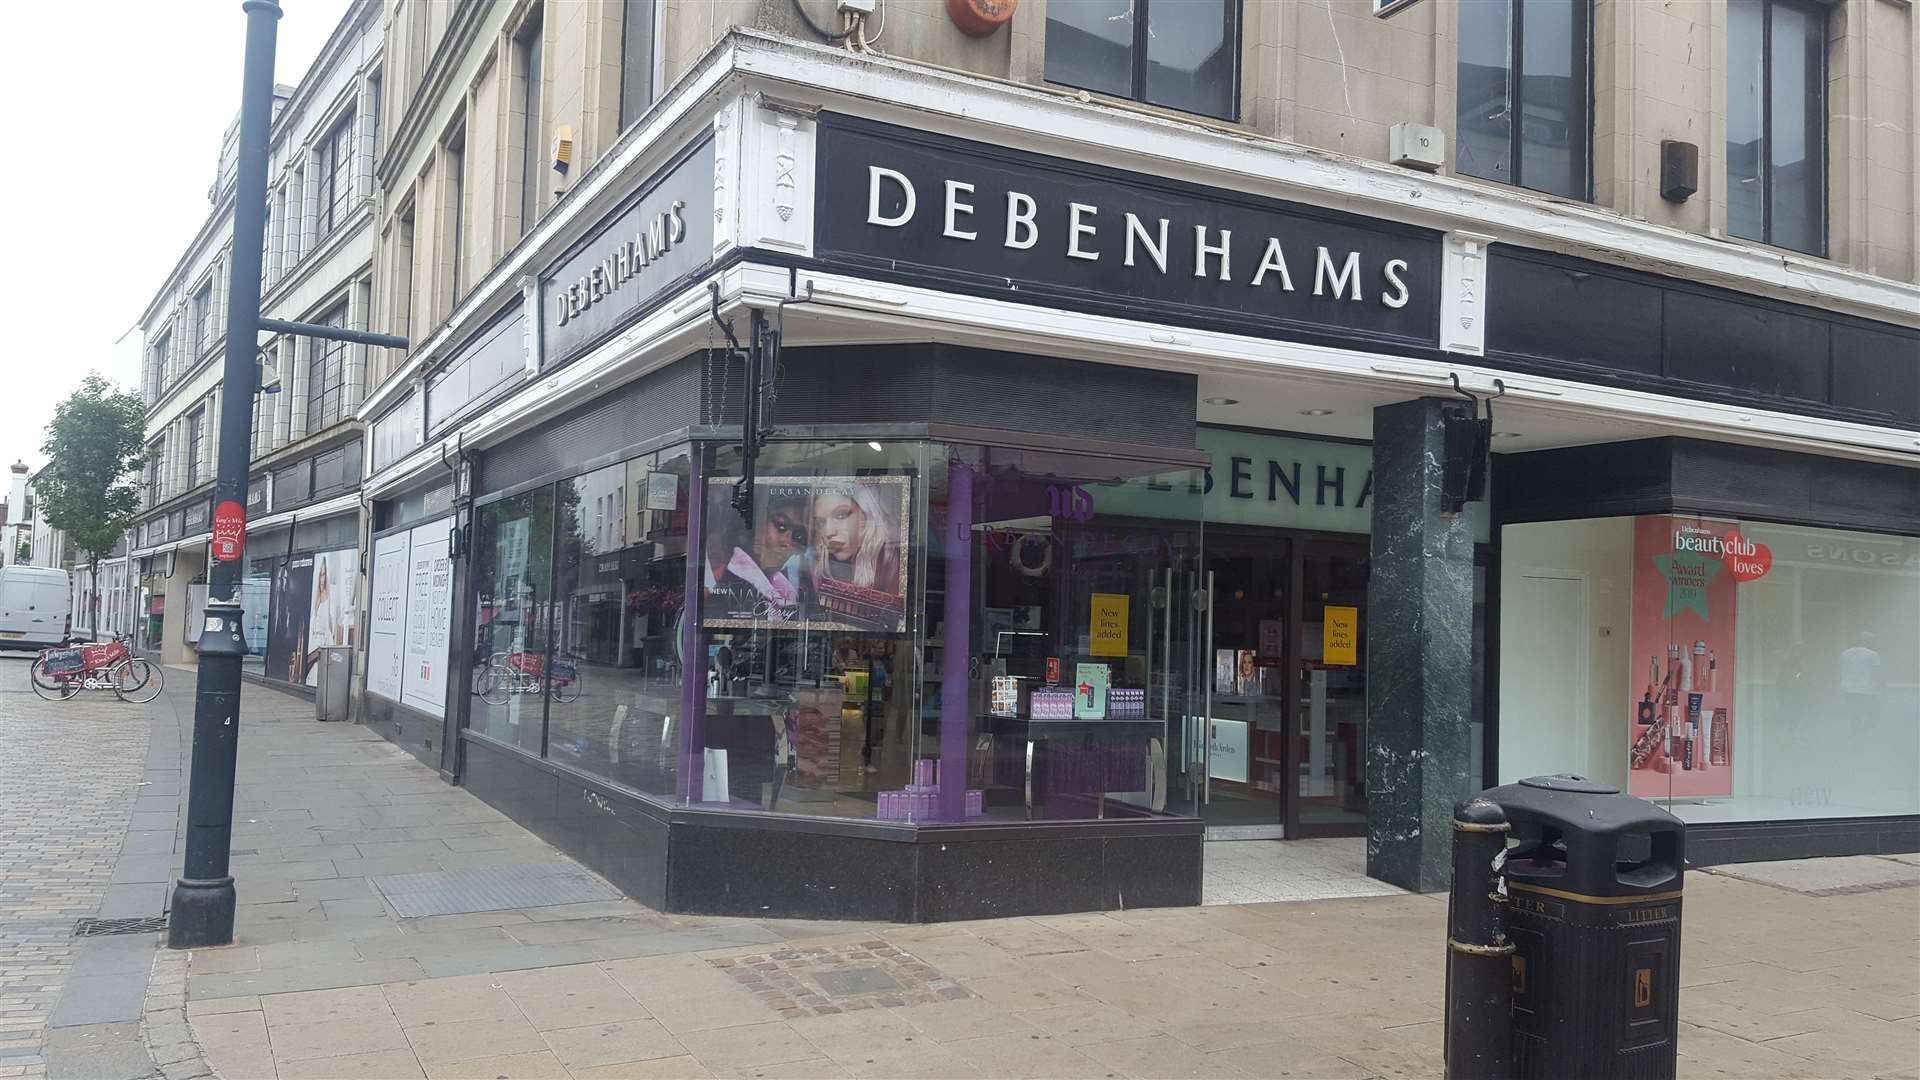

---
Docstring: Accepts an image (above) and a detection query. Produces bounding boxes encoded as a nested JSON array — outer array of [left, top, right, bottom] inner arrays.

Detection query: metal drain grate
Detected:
[[371, 863, 620, 918], [74, 916, 169, 937]]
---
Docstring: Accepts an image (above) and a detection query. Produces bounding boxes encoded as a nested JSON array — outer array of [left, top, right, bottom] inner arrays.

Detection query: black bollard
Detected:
[[1445, 796, 1514, 1080]]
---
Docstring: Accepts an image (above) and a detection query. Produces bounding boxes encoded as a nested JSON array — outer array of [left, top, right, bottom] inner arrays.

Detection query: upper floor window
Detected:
[[307, 303, 350, 433], [318, 112, 356, 238], [1457, 0, 1591, 200], [261, 200, 275, 287], [145, 442, 163, 505], [186, 408, 206, 489], [444, 127, 468, 302], [192, 283, 214, 357], [149, 332, 170, 399], [1728, 0, 1825, 255], [1044, 0, 1239, 122], [618, 0, 657, 129], [517, 11, 545, 236]]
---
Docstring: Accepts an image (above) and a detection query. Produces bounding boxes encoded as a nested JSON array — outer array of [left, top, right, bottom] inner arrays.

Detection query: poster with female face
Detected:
[[702, 476, 911, 633], [309, 549, 358, 651]]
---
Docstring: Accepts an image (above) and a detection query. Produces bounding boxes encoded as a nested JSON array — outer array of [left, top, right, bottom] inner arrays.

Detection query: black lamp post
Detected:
[[168, 0, 281, 950]]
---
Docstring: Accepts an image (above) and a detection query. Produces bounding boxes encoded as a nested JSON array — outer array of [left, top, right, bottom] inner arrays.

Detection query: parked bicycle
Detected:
[[477, 650, 580, 705], [30, 635, 164, 703]]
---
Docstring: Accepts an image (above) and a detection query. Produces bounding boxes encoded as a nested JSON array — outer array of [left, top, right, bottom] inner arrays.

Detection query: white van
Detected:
[[0, 566, 71, 651]]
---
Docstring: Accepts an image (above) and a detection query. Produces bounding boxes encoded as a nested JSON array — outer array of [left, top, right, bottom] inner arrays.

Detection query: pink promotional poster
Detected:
[[1625, 516, 1770, 799]]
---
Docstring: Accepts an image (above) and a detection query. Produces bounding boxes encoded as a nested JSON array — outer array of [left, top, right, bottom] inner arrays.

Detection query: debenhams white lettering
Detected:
[[554, 200, 688, 328], [868, 167, 1413, 308]]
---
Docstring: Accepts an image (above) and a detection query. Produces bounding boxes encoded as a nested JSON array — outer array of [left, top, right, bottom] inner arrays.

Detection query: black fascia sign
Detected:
[[814, 115, 1442, 351]]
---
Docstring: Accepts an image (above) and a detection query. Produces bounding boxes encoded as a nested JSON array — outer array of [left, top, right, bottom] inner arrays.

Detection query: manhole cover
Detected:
[[75, 916, 169, 937], [371, 863, 619, 918]]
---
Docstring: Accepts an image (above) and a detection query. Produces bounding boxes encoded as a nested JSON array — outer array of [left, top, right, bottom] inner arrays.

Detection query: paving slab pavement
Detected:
[[5, 659, 1916, 1079]]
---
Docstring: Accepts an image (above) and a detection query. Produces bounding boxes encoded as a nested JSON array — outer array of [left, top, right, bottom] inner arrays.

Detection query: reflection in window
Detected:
[[1728, 0, 1826, 254], [543, 451, 690, 796], [1045, 0, 1239, 121], [1457, 0, 1590, 200], [470, 488, 556, 756]]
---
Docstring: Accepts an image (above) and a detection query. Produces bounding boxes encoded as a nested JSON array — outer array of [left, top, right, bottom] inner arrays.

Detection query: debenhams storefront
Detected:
[[359, 31, 1919, 922]]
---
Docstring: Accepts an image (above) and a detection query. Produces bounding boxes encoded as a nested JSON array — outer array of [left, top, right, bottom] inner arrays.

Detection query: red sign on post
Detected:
[[211, 500, 247, 563]]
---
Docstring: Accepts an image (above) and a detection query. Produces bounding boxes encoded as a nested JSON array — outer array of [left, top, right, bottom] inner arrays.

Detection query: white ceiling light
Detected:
[[1299, 408, 1334, 416], [1202, 396, 1238, 406]]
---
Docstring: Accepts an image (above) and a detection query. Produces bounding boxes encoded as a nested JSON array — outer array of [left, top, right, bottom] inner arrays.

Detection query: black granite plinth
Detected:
[[1367, 397, 1477, 892]]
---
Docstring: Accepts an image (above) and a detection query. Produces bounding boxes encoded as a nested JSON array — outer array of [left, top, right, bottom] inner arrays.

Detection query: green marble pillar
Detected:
[[1367, 397, 1477, 892]]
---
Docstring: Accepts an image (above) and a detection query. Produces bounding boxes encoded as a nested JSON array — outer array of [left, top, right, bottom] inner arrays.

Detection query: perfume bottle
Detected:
[[1665, 645, 1682, 706], [1690, 641, 1707, 694], [1706, 649, 1717, 695], [1637, 658, 1658, 726], [1709, 706, 1730, 767]]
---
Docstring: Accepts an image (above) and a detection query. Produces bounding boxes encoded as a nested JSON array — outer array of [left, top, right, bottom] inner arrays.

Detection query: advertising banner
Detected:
[[309, 549, 357, 652], [400, 524, 453, 716], [266, 554, 314, 684], [367, 533, 410, 703], [702, 476, 912, 633], [1626, 516, 1752, 798]]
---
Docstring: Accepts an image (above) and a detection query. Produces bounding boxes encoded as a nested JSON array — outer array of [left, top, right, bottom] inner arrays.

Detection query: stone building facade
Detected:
[[173, 0, 1920, 919]]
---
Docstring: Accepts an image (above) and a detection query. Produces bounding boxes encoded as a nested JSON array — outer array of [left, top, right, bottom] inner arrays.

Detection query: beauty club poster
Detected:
[[1626, 516, 1771, 798]]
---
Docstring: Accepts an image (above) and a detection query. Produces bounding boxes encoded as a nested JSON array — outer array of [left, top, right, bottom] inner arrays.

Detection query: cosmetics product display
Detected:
[[1108, 687, 1147, 719], [1029, 686, 1075, 719], [1708, 706, 1730, 767]]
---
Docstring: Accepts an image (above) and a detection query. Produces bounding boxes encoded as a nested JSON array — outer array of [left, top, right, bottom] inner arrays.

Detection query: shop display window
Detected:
[[545, 451, 692, 796], [692, 440, 1203, 824], [465, 451, 692, 789], [469, 487, 556, 756], [1500, 516, 1918, 822], [694, 441, 931, 816], [940, 445, 1205, 823]]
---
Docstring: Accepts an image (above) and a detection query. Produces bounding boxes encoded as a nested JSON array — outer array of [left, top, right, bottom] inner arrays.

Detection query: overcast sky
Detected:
[[0, 0, 352, 470]]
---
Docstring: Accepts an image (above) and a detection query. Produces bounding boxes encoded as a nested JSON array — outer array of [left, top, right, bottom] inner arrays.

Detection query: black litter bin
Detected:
[[1486, 775, 1685, 1080]]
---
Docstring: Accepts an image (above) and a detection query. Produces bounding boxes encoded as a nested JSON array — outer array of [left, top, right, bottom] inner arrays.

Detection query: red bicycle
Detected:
[[477, 650, 580, 705], [30, 636, 163, 703]]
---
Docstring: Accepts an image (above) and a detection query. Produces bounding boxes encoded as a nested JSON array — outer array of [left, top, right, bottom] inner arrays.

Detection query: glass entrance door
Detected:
[[1288, 540, 1370, 836], [1196, 536, 1291, 836]]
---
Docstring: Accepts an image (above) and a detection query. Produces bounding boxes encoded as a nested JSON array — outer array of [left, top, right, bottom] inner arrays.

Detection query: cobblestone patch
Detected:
[[0, 668, 154, 1077], [710, 940, 967, 1019]]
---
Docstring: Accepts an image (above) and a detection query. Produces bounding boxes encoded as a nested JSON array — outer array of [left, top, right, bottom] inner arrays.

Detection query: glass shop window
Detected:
[[469, 487, 557, 756], [543, 450, 691, 797], [695, 441, 930, 816], [1499, 516, 1917, 822]]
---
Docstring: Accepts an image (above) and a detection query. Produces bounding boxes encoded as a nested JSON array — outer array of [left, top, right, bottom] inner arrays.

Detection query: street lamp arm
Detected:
[[258, 318, 409, 351]]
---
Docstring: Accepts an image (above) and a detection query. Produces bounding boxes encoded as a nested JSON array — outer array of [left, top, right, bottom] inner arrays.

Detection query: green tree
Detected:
[[14, 540, 28, 563], [38, 374, 146, 635]]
